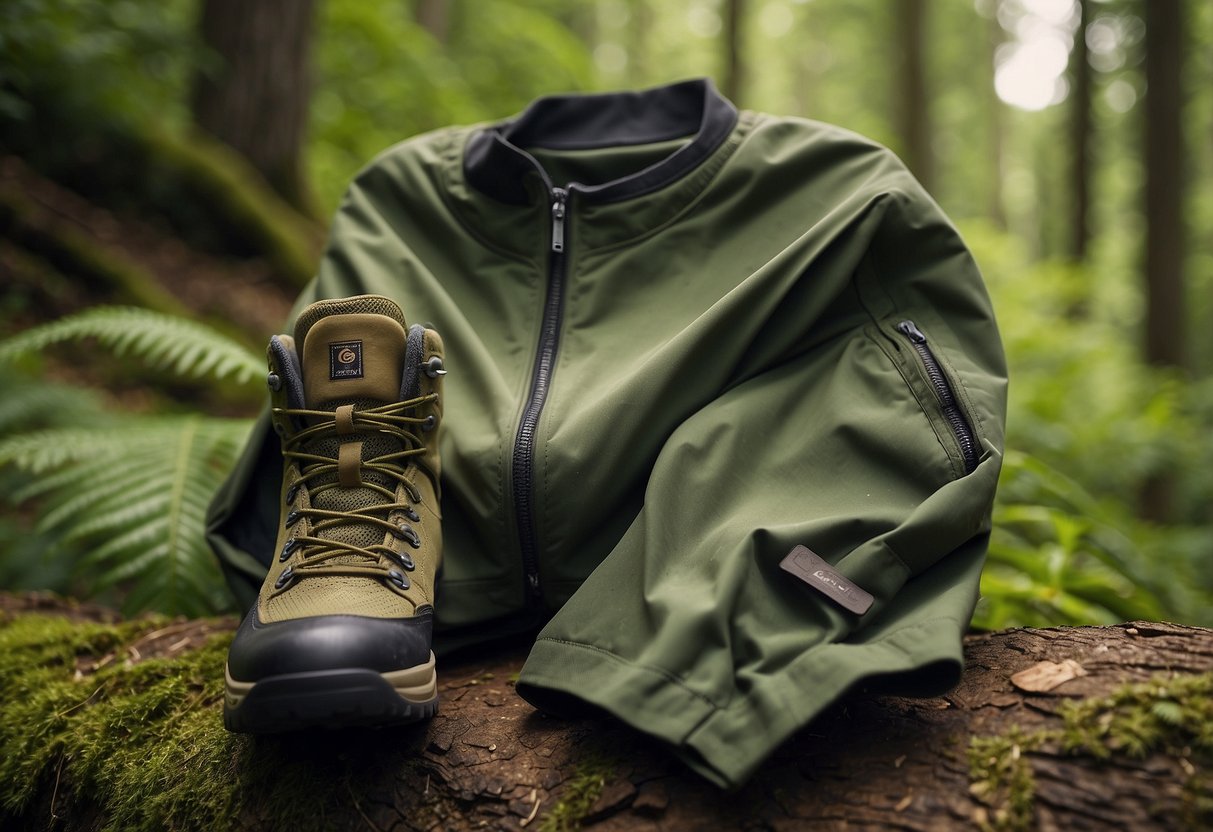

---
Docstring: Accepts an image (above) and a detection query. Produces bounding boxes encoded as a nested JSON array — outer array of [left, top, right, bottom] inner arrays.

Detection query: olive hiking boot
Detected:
[[224, 295, 445, 732]]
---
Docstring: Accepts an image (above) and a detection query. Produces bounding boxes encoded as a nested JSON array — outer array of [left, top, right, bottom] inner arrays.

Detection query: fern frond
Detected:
[[1, 415, 253, 616], [0, 421, 210, 474], [0, 379, 114, 434], [0, 306, 264, 389]]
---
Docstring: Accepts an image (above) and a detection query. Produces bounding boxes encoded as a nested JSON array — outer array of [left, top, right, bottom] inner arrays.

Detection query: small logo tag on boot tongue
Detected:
[[329, 341, 363, 380], [780, 545, 874, 615]]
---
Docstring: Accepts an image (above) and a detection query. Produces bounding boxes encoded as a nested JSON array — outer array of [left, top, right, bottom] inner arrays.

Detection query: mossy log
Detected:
[[1, 592, 1210, 832], [134, 126, 323, 289], [0, 177, 193, 320]]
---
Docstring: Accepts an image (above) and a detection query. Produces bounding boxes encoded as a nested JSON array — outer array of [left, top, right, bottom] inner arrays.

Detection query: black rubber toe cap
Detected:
[[227, 606, 434, 682]]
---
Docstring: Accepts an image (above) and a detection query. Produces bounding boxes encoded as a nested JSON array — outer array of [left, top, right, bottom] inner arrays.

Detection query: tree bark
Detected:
[[722, 0, 746, 104], [3, 591, 1211, 832], [414, 0, 450, 44], [896, 0, 934, 192], [1068, 0, 1092, 264], [1143, 0, 1185, 370], [1141, 0, 1187, 524], [985, 6, 1008, 231], [191, 0, 317, 215], [626, 0, 653, 88]]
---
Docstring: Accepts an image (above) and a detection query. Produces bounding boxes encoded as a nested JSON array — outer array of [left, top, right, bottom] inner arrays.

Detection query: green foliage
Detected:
[[309, 0, 594, 213], [976, 451, 1167, 630], [0, 306, 265, 388], [0, 0, 197, 127], [0, 418, 249, 616], [0, 376, 116, 595], [0, 307, 263, 615], [967, 223, 1213, 628]]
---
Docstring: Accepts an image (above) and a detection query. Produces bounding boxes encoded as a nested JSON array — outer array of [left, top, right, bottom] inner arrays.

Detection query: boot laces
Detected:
[[272, 393, 436, 591]]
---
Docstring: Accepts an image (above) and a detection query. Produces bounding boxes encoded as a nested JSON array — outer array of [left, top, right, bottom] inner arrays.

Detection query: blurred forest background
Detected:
[[0, 0, 1210, 630]]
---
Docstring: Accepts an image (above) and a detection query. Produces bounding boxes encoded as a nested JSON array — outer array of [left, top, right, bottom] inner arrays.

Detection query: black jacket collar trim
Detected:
[[464, 78, 738, 206]]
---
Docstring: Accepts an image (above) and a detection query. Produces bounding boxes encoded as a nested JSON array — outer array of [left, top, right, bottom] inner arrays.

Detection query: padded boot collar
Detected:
[[464, 78, 738, 205]]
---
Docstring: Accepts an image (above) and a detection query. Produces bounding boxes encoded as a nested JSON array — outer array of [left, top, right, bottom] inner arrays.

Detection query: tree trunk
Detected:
[[1140, 0, 1186, 524], [722, 0, 746, 104], [191, 0, 317, 216], [1143, 0, 1185, 370], [896, 0, 934, 192], [3, 592, 1211, 832], [985, 5, 1008, 231], [414, 0, 450, 44], [1068, 0, 1093, 264], [626, 0, 653, 87]]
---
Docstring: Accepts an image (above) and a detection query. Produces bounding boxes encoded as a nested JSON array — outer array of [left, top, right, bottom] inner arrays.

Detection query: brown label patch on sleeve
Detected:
[[779, 545, 874, 615]]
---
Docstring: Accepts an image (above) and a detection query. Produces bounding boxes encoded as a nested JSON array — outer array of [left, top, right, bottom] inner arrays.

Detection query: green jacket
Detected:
[[207, 78, 1007, 788]]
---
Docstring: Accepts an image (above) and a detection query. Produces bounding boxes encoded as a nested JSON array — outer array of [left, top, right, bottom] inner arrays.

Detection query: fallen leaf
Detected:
[[1010, 659, 1087, 693]]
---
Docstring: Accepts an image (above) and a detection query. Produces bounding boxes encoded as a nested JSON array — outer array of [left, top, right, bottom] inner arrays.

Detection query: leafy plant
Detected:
[[965, 223, 1213, 629], [0, 306, 264, 386], [974, 451, 1167, 630], [0, 306, 262, 615]]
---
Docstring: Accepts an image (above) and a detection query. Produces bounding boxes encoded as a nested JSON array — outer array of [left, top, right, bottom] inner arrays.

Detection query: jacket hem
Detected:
[[516, 614, 967, 790]]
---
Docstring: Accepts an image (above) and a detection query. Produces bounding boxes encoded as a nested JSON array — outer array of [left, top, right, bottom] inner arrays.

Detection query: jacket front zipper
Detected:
[[895, 320, 979, 475], [512, 186, 570, 604]]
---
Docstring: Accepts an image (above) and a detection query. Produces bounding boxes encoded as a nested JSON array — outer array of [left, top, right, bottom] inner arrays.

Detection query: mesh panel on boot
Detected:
[[262, 575, 408, 620], [304, 396, 401, 554]]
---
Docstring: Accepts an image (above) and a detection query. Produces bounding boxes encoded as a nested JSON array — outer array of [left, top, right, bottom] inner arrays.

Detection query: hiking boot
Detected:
[[223, 295, 446, 732]]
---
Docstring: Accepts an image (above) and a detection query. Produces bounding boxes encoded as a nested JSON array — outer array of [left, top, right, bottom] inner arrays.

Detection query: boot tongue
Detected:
[[298, 311, 407, 410], [290, 298, 410, 561]]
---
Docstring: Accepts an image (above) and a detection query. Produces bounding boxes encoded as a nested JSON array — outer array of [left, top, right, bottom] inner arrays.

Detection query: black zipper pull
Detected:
[[550, 188, 568, 253], [896, 320, 926, 344], [895, 319, 980, 475]]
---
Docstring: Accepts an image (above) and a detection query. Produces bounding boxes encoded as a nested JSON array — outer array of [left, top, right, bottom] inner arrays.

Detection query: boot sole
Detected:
[[222, 652, 438, 733]]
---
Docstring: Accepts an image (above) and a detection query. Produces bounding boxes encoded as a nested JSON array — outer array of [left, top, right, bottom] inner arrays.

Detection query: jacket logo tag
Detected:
[[329, 341, 363, 380], [779, 545, 874, 615]]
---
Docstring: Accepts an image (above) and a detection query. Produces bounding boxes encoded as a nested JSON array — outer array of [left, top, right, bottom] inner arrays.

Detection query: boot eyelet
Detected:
[[394, 523, 422, 549], [279, 537, 300, 562], [390, 550, 415, 571], [422, 356, 446, 378], [421, 414, 436, 432], [267, 372, 282, 392], [404, 507, 420, 523], [274, 567, 295, 590], [387, 569, 410, 590], [285, 510, 301, 527], [285, 484, 300, 505]]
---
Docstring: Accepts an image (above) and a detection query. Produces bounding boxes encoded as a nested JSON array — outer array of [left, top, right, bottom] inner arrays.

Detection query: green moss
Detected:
[[968, 727, 1052, 832], [0, 186, 192, 318], [0, 612, 244, 830], [138, 126, 320, 288], [538, 753, 616, 832], [0, 610, 456, 831], [1058, 673, 1213, 759], [968, 673, 1213, 832]]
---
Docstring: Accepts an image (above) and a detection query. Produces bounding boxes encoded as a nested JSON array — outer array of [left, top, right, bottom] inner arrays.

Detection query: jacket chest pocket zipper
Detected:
[[895, 320, 979, 475]]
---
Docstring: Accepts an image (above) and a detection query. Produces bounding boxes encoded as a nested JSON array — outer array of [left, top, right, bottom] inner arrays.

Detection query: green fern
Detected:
[[0, 416, 251, 616], [0, 307, 268, 615], [0, 306, 264, 388], [0, 379, 113, 434]]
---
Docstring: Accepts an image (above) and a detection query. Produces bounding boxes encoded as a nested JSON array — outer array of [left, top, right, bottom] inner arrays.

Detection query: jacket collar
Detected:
[[463, 78, 739, 206]]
